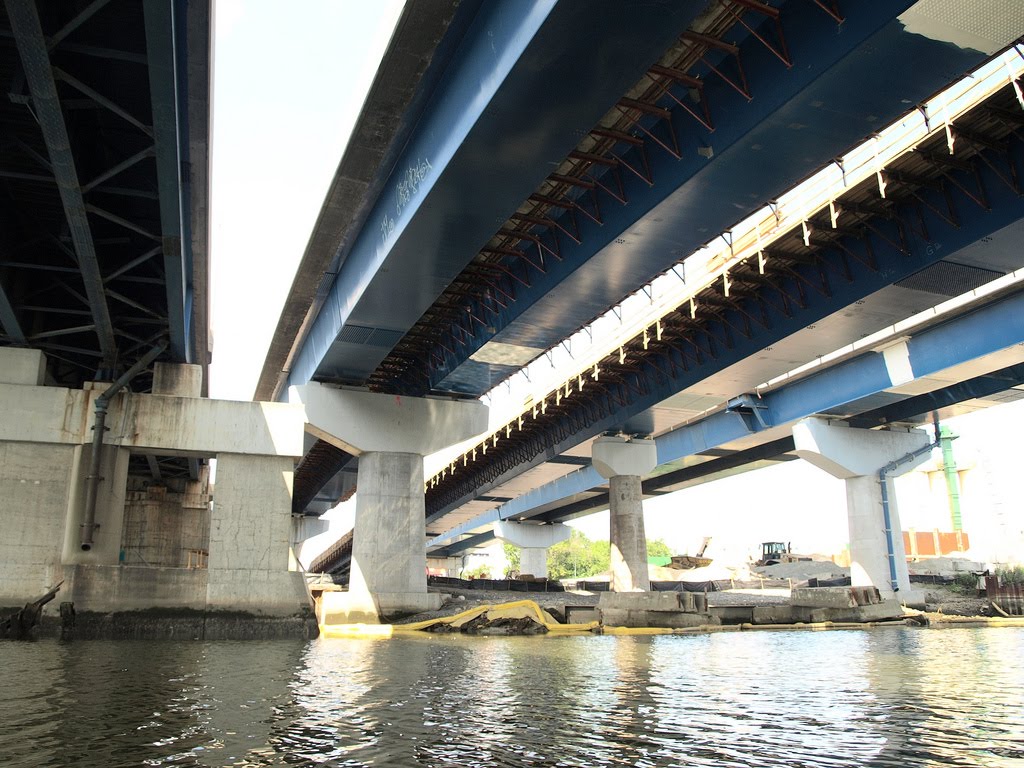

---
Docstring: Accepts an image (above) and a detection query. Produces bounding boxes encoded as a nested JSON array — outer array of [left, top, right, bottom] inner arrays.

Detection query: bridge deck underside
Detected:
[[421, 76, 1024, 533], [0, 0, 208, 388]]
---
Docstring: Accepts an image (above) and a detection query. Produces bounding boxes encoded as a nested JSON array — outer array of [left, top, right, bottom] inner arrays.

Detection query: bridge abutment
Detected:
[[794, 417, 929, 605], [593, 436, 658, 592], [0, 350, 316, 638]]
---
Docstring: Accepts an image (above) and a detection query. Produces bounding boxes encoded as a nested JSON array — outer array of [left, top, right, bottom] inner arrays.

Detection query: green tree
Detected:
[[503, 543, 521, 577], [548, 530, 609, 579], [647, 538, 673, 558]]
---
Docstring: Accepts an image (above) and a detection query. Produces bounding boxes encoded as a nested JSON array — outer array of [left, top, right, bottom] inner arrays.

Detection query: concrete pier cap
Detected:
[[494, 520, 572, 549], [287, 382, 488, 455], [494, 521, 571, 579], [591, 434, 658, 479], [792, 417, 932, 479]]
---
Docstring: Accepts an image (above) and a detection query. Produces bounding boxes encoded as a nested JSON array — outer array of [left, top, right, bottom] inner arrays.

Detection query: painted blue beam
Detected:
[[6, 0, 118, 367], [425, 117, 1024, 520], [849, 361, 1024, 429], [429, 287, 1024, 544], [285, 0, 722, 391], [420, 2, 992, 395], [144, 0, 190, 362]]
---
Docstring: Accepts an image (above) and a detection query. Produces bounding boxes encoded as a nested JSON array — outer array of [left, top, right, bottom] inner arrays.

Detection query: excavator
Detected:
[[669, 537, 712, 570]]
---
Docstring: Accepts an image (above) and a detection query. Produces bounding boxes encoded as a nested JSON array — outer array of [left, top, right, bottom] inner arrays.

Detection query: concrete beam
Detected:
[[0, 383, 304, 457], [289, 383, 487, 455]]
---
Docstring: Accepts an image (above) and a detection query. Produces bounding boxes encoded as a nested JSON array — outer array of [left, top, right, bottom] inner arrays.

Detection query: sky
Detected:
[[208, 3, 1024, 567], [209, 0, 404, 402]]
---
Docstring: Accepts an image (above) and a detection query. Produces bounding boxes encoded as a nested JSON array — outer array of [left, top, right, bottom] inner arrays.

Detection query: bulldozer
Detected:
[[669, 537, 713, 570], [756, 541, 811, 566]]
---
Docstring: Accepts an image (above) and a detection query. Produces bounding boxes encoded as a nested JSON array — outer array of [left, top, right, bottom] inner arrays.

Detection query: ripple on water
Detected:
[[0, 627, 1022, 767]]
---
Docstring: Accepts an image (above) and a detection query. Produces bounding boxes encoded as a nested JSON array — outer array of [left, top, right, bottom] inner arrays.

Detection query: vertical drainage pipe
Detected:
[[876, 417, 941, 593], [80, 344, 166, 551]]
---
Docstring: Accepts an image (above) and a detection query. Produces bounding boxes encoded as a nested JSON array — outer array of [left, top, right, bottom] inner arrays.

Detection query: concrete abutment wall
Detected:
[[0, 352, 314, 637]]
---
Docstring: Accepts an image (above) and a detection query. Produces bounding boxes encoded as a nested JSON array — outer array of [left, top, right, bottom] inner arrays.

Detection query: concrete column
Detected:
[[794, 417, 931, 603], [520, 547, 548, 578], [494, 520, 570, 579], [592, 436, 658, 592], [607, 474, 649, 591], [207, 453, 311, 615], [289, 384, 488, 620], [348, 451, 440, 616]]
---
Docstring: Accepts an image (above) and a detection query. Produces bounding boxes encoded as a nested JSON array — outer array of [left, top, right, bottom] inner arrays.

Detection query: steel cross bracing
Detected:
[[423, 77, 1024, 523], [0, 0, 206, 387], [367, 0, 967, 398]]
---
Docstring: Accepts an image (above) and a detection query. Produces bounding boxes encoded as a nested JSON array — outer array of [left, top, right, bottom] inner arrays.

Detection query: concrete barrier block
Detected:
[[600, 608, 715, 629], [752, 606, 798, 624], [791, 586, 881, 609], [598, 591, 683, 612]]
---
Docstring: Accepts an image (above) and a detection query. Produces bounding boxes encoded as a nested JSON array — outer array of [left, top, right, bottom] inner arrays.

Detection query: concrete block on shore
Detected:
[[598, 590, 707, 614], [564, 606, 600, 624], [711, 605, 754, 624], [598, 591, 716, 628], [752, 606, 798, 625], [791, 586, 881, 609]]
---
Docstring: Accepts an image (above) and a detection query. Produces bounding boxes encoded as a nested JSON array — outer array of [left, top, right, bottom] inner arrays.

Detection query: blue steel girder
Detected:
[[285, 0, 711, 392], [6, 0, 118, 366], [431, 286, 1024, 540], [847, 361, 1024, 429], [143, 0, 192, 363], [424, 91, 1024, 522], [522, 439, 799, 527], [379, 0, 995, 396]]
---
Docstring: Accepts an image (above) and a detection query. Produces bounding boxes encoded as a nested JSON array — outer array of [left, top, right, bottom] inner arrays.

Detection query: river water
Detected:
[[1, 627, 1022, 767]]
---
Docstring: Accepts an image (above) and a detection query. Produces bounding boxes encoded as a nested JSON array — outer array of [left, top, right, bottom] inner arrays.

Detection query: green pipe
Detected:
[[939, 425, 962, 532]]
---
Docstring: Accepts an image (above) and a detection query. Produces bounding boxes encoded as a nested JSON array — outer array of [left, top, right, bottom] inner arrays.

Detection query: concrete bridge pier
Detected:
[[0, 350, 315, 637], [290, 384, 487, 620], [794, 417, 930, 605], [592, 436, 658, 592], [494, 520, 571, 578]]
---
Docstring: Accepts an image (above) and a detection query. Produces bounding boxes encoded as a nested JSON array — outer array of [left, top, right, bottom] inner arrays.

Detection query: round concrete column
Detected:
[[608, 474, 650, 592], [592, 436, 658, 593], [794, 417, 930, 603], [520, 547, 548, 578]]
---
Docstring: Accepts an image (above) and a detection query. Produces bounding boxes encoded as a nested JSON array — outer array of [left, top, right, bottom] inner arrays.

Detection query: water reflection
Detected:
[[0, 627, 1022, 767]]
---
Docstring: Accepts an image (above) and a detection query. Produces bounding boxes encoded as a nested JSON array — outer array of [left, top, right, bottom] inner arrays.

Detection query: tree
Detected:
[[647, 538, 673, 558], [548, 530, 609, 580], [503, 543, 520, 577]]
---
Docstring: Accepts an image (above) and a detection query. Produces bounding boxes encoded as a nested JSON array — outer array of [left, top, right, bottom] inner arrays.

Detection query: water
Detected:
[[1, 627, 1022, 767]]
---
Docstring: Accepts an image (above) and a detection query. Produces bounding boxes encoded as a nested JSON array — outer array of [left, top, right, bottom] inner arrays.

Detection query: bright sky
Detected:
[[209, 0, 405, 402], [208, 3, 1024, 566]]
